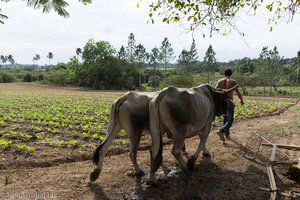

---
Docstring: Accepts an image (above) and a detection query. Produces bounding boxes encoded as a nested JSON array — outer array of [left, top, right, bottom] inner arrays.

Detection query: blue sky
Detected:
[[0, 0, 300, 65]]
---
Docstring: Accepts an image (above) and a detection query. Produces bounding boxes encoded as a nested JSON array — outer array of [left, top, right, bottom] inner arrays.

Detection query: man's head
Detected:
[[224, 68, 232, 77]]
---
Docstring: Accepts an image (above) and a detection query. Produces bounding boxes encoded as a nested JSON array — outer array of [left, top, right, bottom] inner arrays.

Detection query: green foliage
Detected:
[[5, 176, 13, 185], [148, 75, 161, 88], [45, 68, 71, 86], [161, 73, 194, 88], [23, 73, 33, 82], [15, 144, 36, 152], [203, 44, 217, 83], [177, 40, 198, 73], [146, 0, 299, 36], [0, 72, 15, 83], [159, 37, 174, 79], [0, 139, 12, 149], [0, 84, 297, 157]]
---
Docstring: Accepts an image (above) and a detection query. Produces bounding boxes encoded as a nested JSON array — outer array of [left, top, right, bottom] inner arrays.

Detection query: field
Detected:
[[0, 83, 299, 200]]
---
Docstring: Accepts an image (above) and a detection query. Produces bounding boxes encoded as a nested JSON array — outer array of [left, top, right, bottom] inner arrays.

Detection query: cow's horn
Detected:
[[225, 85, 238, 93]]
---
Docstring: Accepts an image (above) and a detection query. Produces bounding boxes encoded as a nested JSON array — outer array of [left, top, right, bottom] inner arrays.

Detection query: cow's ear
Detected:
[[225, 98, 235, 109]]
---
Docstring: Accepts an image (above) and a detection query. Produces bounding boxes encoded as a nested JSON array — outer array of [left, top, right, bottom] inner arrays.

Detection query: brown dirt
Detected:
[[0, 95, 300, 199]]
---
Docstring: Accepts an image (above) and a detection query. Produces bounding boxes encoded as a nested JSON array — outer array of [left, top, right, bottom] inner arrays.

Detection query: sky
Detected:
[[0, 1, 300, 65]]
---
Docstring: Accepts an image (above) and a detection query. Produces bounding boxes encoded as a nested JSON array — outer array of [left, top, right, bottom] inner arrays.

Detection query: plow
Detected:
[[245, 132, 300, 200]]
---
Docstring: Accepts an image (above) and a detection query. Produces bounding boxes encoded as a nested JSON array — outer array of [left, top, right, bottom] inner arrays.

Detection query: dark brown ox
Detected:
[[89, 91, 157, 183], [148, 84, 236, 184]]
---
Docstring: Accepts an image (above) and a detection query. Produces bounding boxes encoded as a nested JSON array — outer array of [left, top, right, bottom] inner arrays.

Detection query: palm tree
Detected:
[[76, 48, 82, 60], [33, 54, 40, 65], [47, 52, 54, 65], [0, 55, 8, 63], [7, 55, 15, 64]]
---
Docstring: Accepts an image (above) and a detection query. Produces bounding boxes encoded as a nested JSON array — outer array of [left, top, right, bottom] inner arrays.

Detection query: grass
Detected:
[[244, 86, 300, 97]]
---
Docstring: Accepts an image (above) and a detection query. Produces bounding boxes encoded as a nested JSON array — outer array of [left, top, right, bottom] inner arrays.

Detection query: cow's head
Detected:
[[215, 85, 237, 116]]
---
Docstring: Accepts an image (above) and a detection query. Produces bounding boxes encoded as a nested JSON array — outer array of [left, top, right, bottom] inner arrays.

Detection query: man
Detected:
[[216, 68, 244, 141]]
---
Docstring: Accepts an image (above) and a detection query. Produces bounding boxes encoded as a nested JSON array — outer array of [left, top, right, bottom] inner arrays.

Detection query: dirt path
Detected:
[[0, 102, 299, 200]]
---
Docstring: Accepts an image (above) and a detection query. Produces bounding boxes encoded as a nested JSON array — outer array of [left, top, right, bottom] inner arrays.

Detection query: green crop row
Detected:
[[0, 89, 297, 154]]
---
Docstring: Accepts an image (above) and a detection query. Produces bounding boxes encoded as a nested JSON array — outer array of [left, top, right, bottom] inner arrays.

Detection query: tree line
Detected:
[[1, 33, 300, 95]]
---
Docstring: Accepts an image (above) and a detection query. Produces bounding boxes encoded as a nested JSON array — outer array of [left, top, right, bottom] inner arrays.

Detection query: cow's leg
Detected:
[[187, 125, 211, 170], [90, 128, 119, 183], [202, 145, 211, 157], [172, 128, 188, 172], [127, 128, 144, 177]]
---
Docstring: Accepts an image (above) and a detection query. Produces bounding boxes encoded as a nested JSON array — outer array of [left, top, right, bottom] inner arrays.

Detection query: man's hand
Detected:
[[240, 100, 244, 105]]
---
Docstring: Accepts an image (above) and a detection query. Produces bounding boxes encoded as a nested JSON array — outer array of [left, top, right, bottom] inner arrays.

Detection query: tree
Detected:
[[203, 44, 217, 83], [296, 50, 300, 83], [148, 47, 160, 88], [118, 46, 126, 60], [177, 40, 198, 73], [1, 0, 92, 24], [298, 50, 300, 66], [134, 43, 148, 87], [7, 55, 14, 64], [78, 39, 119, 89], [146, 0, 300, 36], [256, 46, 282, 95], [47, 52, 54, 65], [76, 48, 82, 60], [33, 54, 41, 65], [0, 55, 8, 63], [126, 33, 136, 64], [159, 37, 174, 79]]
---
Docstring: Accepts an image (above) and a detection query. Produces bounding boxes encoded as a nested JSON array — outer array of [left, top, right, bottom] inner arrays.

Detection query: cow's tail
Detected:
[[90, 94, 126, 182], [149, 88, 169, 174]]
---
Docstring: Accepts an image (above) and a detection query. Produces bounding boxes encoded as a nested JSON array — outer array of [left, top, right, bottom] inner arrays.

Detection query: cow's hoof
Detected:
[[147, 179, 158, 187], [135, 170, 145, 177], [202, 152, 211, 157], [126, 170, 145, 177], [89, 168, 100, 183], [187, 156, 196, 170], [147, 174, 158, 186], [217, 131, 226, 142]]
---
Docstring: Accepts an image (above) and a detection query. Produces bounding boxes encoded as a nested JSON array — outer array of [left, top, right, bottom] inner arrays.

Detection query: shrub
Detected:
[[161, 74, 194, 88], [23, 73, 33, 82], [0, 72, 15, 83], [147, 75, 161, 88], [37, 74, 44, 81], [39, 79, 52, 85], [45, 69, 71, 86]]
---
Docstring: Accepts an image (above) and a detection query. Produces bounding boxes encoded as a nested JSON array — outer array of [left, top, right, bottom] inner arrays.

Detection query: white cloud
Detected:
[[0, 0, 299, 65]]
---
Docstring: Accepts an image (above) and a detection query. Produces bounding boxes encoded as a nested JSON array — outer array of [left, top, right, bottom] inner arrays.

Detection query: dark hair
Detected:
[[224, 68, 232, 77]]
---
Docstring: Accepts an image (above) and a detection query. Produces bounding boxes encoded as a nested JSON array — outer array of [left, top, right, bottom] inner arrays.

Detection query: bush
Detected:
[[45, 69, 71, 86], [161, 74, 194, 88], [0, 72, 15, 83], [23, 73, 33, 82], [37, 74, 44, 81], [147, 75, 161, 88], [39, 79, 52, 85]]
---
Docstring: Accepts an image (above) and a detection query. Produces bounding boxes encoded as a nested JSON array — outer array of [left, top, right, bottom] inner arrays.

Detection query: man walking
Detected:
[[216, 68, 244, 141]]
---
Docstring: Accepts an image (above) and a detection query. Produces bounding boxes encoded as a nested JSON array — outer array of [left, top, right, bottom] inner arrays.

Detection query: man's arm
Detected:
[[235, 87, 244, 105]]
